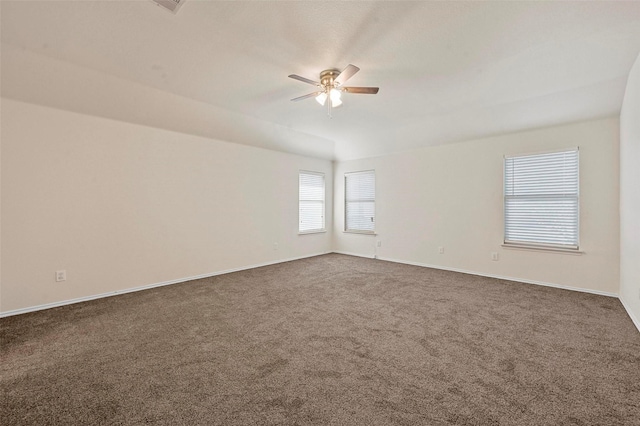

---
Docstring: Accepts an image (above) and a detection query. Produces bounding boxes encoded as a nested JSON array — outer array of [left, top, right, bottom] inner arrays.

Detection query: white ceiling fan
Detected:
[[289, 64, 379, 117]]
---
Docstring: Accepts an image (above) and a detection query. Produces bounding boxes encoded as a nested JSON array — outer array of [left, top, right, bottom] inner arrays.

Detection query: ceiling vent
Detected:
[[150, 0, 185, 14]]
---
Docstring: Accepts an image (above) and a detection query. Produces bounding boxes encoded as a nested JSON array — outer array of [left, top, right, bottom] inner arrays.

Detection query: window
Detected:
[[504, 149, 579, 250], [345, 170, 375, 233], [299, 171, 325, 233]]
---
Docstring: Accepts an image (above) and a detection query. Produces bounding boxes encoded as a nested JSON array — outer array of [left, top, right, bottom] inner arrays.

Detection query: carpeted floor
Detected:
[[1, 254, 639, 425]]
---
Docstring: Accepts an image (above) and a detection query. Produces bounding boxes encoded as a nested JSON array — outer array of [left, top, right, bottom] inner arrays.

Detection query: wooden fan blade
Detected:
[[288, 74, 319, 86], [342, 87, 379, 94], [291, 91, 322, 102], [334, 64, 360, 85]]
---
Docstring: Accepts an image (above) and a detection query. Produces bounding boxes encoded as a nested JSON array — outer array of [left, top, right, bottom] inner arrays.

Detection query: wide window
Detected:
[[299, 171, 325, 233], [345, 170, 375, 233], [504, 149, 579, 250]]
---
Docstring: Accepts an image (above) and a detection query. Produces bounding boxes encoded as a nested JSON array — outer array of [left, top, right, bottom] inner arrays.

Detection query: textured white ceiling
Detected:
[[2, 1, 640, 160]]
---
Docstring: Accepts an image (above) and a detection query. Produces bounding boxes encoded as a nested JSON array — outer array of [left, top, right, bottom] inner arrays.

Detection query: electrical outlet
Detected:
[[377, 241, 382, 247], [55, 270, 67, 282], [438, 246, 444, 254], [491, 252, 499, 261], [273, 243, 278, 251]]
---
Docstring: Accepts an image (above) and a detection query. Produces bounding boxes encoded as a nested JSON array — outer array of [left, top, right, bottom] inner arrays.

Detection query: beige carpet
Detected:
[[1, 254, 639, 425]]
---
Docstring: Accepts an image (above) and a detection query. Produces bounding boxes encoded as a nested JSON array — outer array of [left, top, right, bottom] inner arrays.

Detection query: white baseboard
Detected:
[[0, 252, 330, 318], [619, 296, 640, 334], [372, 252, 635, 333], [332, 250, 376, 259], [1, 251, 625, 321], [371, 255, 618, 298]]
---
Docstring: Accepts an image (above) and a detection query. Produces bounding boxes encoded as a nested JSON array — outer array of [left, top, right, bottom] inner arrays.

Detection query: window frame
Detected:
[[298, 170, 326, 235], [344, 170, 376, 235], [503, 148, 580, 252]]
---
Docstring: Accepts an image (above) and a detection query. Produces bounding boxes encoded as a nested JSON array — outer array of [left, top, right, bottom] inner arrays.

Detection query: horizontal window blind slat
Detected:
[[506, 160, 578, 168], [506, 166, 578, 174]]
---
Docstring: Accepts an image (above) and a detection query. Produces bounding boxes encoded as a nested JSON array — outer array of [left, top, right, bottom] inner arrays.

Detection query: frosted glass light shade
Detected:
[[330, 88, 342, 107], [315, 92, 327, 106]]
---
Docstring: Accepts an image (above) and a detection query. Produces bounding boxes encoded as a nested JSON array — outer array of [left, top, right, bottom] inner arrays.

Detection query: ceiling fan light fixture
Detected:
[[330, 88, 342, 107], [289, 64, 378, 117], [315, 92, 327, 106]]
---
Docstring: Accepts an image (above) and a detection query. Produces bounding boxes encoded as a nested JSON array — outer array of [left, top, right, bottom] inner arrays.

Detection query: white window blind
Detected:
[[345, 170, 375, 233], [299, 171, 325, 233], [504, 149, 579, 249]]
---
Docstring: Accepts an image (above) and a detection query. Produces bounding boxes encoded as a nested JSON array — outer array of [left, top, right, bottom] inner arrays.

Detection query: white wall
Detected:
[[620, 53, 640, 329], [1, 98, 332, 314], [334, 118, 620, 295]]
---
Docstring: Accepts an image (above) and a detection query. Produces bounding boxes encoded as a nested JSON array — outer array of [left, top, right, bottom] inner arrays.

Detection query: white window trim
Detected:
[[503, 148, 580, 252], [343, 230, 378, 236], [344, 170, 376, 235], [501, 243, 584, 255], [298, 170, 326, 235], [299, 230, 328, 235]]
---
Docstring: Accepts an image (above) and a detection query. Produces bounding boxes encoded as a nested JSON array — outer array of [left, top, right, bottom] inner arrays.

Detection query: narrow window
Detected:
[[345, 170, 375, 233], [299, 171, 325, 233], [504, 149, 579, 249]]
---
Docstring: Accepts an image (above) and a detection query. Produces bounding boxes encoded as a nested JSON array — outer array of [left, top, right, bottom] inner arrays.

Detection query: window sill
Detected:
[[343, 231, 377, 236], [502, 243, 584, 255], [298, 230, 327, 235]]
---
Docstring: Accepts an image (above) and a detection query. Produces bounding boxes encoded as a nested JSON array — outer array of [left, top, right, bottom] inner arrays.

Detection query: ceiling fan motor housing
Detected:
[[320, 69, 341, 88]]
